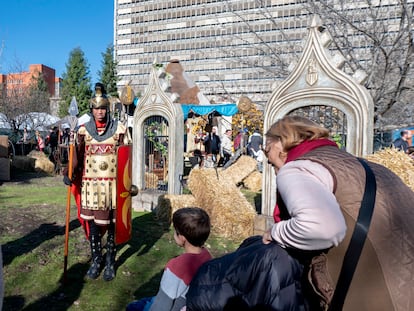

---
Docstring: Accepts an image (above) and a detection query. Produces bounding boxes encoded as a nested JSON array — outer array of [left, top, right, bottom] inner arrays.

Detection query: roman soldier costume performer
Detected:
[[65, 83, 133, 281]]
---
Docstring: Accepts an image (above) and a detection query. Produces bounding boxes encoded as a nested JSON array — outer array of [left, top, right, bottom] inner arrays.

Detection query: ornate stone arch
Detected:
[[132, 65, 184, 196], [262, 16, 374, 216]]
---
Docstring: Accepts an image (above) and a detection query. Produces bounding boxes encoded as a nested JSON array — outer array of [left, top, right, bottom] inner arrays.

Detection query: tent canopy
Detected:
[[132, 98, 239, 119], [181, 103, 238, 119], [0, 113, 11, 129]]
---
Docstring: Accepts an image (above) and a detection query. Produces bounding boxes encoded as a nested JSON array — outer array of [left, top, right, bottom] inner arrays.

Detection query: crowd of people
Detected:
[[121, 116, 413, 311], [191, 125, 265, 170], [12, 125, 69, 159], [190, 123, 414, 174], [6, 83, 407, 310]]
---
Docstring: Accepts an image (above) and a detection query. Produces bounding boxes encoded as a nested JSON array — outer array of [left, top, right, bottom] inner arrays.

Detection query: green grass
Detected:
[[0, 185, 67, 208], [0, 173, 240, 311]]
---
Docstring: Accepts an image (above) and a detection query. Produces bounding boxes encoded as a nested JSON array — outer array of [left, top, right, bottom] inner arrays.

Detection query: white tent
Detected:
[[77, 113, 91, 126], [16, 112, 60, 131], [49, 113, 91, 130], [0, 113, 11, 129]]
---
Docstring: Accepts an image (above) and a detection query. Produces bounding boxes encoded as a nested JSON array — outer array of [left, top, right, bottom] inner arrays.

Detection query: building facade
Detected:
[[0, 64, 57, 97], [113, 0, 413, 109]]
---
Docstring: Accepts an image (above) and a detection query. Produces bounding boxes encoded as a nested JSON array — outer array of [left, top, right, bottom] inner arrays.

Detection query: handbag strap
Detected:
[[328, 158, 377, 310]]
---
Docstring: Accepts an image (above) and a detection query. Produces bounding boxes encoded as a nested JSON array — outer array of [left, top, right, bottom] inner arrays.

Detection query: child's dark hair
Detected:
[[173, 207, 211, 247]]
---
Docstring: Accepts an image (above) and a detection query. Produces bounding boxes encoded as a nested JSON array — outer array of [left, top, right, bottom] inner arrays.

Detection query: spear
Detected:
[[63, 96, 78, 283]]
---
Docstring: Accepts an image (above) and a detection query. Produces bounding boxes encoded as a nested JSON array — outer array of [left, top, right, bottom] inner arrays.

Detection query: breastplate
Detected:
[[84, 141, 117, 179]]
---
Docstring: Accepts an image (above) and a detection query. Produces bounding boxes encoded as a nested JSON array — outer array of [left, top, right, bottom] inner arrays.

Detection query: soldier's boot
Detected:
[[86, 232, 103, 279], [103, 230, 116, 281]]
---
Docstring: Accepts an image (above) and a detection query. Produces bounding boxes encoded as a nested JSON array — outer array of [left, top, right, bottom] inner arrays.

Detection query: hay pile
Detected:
[[145, 172, 159, 189], [188, 168, 256, 241], [30, 151, 55, 174], [156, 194, 198, 223], [12, 151, 55, 174], [364, 148, 414, 191], [243, 170, 262, 192], [154, 155, 260, 241], [220, 155, 257, 184]]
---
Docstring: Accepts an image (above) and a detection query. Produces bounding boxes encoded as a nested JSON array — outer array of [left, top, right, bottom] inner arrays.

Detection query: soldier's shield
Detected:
[[116, 144, 133, 244]]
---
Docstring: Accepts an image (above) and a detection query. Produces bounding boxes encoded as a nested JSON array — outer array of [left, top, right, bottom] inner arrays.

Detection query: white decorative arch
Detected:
[[132, 65, 184, 196], [262, 16, 374, 216]]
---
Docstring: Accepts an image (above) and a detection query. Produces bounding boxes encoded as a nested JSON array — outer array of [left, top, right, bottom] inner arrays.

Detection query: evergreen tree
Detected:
[[98, 44, 118, 97], [32, 72, 49, 93], [27, 73, 50, 113], [59, 47, 92, 117]]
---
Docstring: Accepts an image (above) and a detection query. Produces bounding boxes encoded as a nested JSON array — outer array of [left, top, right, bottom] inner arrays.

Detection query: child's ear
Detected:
[[177, 234, 186, 247]]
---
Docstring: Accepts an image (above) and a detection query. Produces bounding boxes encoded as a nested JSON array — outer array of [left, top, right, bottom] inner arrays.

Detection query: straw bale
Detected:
[[145, 172, 159, 189], [243, 170, 262, 192], [188, 168, 256, 241], [155, 194, 198, 223], [34, 157, 55, 174], [27, 150, 46, 159], [21, 151, 55, 174], [220, 155, 257, 185], [364, 148, 414, 191]]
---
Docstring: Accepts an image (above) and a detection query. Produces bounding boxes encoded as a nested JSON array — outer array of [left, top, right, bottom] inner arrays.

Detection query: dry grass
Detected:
[[365, 147, 414, 191], [243, 170, 262, 192], [188, 169, 256, 242]]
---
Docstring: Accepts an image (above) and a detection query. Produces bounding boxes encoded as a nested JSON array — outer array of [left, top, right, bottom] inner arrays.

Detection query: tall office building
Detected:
[[114, 0, 413, 107]]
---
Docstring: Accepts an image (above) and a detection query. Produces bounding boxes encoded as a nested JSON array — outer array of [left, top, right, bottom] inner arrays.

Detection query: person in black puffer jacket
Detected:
[[186, 235, 306, 311]]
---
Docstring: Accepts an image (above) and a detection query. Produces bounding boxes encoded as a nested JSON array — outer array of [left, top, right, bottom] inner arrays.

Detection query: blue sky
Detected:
[[0, 0, 114, 84]]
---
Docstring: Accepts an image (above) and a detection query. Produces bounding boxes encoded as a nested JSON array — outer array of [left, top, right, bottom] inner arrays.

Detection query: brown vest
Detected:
[[298, 146, 414, 311]]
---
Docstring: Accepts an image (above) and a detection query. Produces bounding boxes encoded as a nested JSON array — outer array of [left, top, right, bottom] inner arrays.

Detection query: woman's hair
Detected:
[[265, 116, 330, 151], [173, 207, 211, 247]]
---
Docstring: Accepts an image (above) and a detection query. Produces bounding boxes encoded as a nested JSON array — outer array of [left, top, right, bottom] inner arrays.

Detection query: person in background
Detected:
[[219, 129, 233, 167], [48, 126, 59, 154], [191, 149, 204, 169], [250, 144, 264, 172], [203, 126, 221, 166], [35, 130, 45, 152], [62, 127, 70, 145], [247, 128, 263, 158], [16, 127, 30, 155], [126, 207, 212, 311], [63, 83, 129, 281], [262, 115, 414, 310], [233, 128, 248, 153], [392, 130, 411, 153], [23, 127, 28, 143], [47, 126, 60, 163]]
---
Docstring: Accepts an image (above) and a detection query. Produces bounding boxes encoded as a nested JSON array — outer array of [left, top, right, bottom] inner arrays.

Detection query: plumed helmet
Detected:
[[89, 82, 110, 109]]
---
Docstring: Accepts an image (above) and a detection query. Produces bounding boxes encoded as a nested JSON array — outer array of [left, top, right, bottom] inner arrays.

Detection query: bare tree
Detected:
[[307, 0, 414, 128], [0, 67, 52, 140], [217, 0, 413, 128]]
